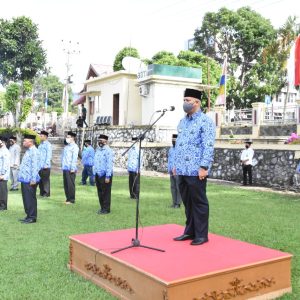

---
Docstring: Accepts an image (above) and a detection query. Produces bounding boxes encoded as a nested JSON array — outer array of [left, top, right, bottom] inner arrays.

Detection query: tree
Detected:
[[0, 16, 47, 126], [4, 83, 20, 126], [33, 74, 64, 112], [113, 47, 140, 71], [194, 7, 277, 108], [147, 51, 178, 65], [0, 16, 46, 86], [149, 50, 222, 108]]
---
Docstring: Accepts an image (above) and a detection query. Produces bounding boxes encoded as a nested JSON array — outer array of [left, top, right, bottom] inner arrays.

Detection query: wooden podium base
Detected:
[[68, 224, 292, 300]]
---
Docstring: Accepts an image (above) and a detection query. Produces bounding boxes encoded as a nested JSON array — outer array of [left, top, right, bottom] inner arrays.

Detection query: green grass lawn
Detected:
[[0, 175, 299, 299]]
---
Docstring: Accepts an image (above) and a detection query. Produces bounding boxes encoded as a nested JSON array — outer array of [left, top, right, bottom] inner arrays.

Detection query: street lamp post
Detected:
[[61, 40, 80, 131]]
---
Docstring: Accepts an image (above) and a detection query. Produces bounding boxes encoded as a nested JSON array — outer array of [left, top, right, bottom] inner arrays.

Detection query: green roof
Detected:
[[147, 64, 202, 82]]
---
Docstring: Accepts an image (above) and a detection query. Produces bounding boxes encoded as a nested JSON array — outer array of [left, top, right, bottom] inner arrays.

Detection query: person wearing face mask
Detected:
[[38, 130, 52, 197], [61, 131, 79, 204], [167, 134, 182, 208], [81, 139, 95, 186], [18, 134, 40, 223], [240, 139, 254, 186], [173, 88, 215, 246], [0, 136, 10, 211], [127, 136, 143, 200], [93, 134, 114, 214], [9, 136, 21, 191]]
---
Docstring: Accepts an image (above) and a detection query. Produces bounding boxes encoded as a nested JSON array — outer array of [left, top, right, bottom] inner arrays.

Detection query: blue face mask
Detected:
[[183, 102, 194, 113]]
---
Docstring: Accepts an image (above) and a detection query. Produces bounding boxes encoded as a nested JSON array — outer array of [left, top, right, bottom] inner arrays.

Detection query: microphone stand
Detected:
[[111, 111, 168, 254]]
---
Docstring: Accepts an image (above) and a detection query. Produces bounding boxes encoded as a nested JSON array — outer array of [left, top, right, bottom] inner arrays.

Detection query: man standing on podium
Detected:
[[173, 88, 215, 246]]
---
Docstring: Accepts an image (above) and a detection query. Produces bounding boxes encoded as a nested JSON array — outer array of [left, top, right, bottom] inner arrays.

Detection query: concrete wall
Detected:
[[259, 124, 297, 136], [221, 126, 252, 135], [109, 144, 300, 192]]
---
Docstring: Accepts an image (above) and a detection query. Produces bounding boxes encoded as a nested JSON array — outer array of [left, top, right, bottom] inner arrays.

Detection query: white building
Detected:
[[75, 63, 211, 128]]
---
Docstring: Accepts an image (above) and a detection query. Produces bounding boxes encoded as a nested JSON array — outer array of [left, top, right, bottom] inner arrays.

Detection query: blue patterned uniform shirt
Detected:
[[93, 145, 114, 179], [174, 110, 215, 176], [82, 145, 95, 166], [18, 146, 40, 183], [0, 146, 10, 181], [38, 140, 52, 169], [61, 142, 79, 172], [127, 146, 143, 172], [167, 147, 175, 174]]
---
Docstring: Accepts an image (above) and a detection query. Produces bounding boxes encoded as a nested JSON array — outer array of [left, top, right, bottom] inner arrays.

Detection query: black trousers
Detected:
[[63, 171, 76, 203], [39, 168, 51, 196], [82, 116, 88, 127], [128, 172, 140, 199], [243, 165, 252, 185], [95, 175, 112, 212], [178, 176, 209, 239], [21, 183, 37, 220], [0, 180, 8, 210], [81, 165, 95, 185]]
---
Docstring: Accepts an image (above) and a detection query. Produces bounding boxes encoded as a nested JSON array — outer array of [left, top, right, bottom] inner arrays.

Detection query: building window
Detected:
[[97, 95, 101, 113]]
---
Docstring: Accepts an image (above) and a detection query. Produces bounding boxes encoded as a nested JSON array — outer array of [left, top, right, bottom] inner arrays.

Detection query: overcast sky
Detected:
[[1, 0, 299, 92]]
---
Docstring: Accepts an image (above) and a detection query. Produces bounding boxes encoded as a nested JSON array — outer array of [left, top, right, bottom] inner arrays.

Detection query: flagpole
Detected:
[[224, 54, 227, 109]]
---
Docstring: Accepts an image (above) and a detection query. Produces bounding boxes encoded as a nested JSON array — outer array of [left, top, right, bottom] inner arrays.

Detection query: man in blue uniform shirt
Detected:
[[173, 88, 215, 245], [0, 136, 10, 211], [18, 134, 40, 223], [94, 134, 114, 214], [127, 137, 143, 199], [167, 134, 182, 208], [81, 139, 95, 186], [38, 130, 52, 197], [61, 131, 79, 204]]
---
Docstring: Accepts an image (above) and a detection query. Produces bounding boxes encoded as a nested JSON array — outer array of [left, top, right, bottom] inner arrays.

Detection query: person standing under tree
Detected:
[[38, 130, 52, 197], [173, 88, 215, 246], [9, 136, 21, 191], [94, 134, 114, 214], [81, 139, 95, 186], [0, 137, 10, 211], [61, 131, 79, 204], [18, 134, 40, 224], [127, 137, 143, 200], [240, 139, 254, 186], [168, 134, 182, 208]]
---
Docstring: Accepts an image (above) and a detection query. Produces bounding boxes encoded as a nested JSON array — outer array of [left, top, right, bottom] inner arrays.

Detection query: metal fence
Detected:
[[263, 105, 298, 124], [222, 109, 253, 125]]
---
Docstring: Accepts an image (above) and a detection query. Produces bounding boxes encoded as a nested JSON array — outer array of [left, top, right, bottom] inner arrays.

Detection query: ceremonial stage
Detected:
[[68, 224, 292, 300]]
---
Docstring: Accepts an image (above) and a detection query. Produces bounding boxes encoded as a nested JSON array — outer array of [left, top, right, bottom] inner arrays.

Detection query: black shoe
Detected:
[[174, 204, 181, 208], [173, 234, 194, 241], [10, 188, 19, 191], [21, 218, 37, 224], [100, 210, 110, 215], [18, 217, 28, 222], [0, 207, 7, 211], [190, 237, 208, 246], [97, 209, 103, 214]]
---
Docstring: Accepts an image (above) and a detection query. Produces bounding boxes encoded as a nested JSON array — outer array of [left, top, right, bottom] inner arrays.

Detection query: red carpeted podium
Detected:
[[68, 224, 292, 300]]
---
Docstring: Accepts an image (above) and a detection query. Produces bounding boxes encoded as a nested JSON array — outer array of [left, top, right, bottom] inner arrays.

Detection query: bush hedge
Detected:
[[0, 127, 41, 145]]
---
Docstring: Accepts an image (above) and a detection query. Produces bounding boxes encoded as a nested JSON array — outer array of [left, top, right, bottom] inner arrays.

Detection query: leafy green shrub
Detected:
[[0, 127, 41, 145]]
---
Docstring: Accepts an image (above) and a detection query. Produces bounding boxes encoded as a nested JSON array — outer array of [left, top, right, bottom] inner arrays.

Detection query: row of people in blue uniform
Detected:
[[0, 130, 144, 221]]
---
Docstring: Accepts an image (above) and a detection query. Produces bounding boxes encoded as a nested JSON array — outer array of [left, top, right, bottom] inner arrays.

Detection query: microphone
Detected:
[[156, 106, 175, 113]]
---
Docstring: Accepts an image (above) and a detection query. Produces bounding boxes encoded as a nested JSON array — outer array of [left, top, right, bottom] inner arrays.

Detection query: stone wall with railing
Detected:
[[109, 144, 300, 192]]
